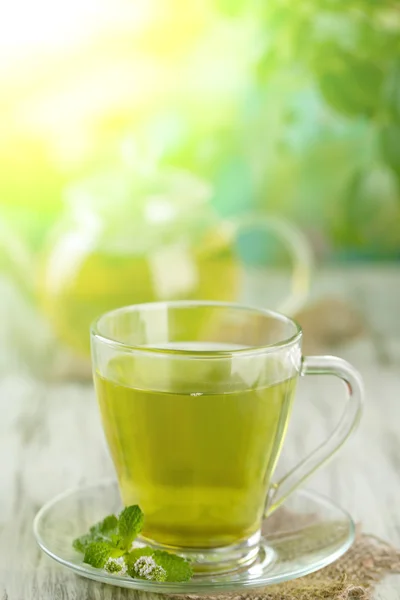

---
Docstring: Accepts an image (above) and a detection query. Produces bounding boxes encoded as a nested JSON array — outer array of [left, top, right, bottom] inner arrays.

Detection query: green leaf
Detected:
[[99, 514, 119, 535], [72, 506, 192, 581], [384, 61, 400, 120], [314, 47, 383, 117], [90, 514, 118, 537], [73, 533, 95, 553], [153, 550, 193, 582], [73, 514, 119, 553], [127, 546, 154, 563], [110, 533, 125, 549], [118, 505, 144, 549], [380, 123, 400, 175], [83, 540, 125, 569], [73, 532, 107, 553], [83, 542, 113, 569]]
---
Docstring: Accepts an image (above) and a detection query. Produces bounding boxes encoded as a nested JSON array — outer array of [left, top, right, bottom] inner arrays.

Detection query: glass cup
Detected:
[[91, 301, 363, 574]]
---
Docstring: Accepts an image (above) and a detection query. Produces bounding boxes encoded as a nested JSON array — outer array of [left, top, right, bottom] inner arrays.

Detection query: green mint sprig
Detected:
[[73, 514, 119, 552], [72, 504, 193, 583]]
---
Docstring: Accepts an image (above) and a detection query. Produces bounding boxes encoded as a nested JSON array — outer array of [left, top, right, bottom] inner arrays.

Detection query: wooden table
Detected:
[[1, 266, 399, 599]]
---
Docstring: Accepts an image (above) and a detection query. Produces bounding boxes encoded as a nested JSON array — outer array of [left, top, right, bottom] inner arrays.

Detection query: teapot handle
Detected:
[[230, 214, 313, 316]]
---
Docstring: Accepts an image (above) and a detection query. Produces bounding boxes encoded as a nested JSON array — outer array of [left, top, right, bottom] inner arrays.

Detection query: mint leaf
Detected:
[[72, 505, 193, 582], [83, 542, 113, 568], [73, 532, 105, 552], [110, 533, 125, 549], [90, 514, 118, 537], [153, 550, 193, 582], [73, 533, 95, 553], [127, 546, 154, 562], [83, 540, 125, 568], [73, 514, 118, 553], [118, 505, 144, 549]]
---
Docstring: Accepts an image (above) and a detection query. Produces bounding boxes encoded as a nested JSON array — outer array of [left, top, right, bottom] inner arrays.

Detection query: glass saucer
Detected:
[[33, 479, 355, 594]]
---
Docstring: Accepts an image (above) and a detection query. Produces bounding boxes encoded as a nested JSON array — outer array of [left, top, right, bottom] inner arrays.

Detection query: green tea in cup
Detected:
[[96, 353, 297, 549], [91, 302, 363, 573]]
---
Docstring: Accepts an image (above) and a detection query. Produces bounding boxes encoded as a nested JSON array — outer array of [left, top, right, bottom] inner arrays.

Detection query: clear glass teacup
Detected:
[[91, 301, 363, 574]]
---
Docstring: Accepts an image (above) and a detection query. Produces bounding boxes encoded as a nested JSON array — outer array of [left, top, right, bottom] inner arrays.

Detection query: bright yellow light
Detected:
[[0, 0, 95, 56], [0, 0, 158, 162], [0, 0, 154, 61], [0, 0, 225, 170]]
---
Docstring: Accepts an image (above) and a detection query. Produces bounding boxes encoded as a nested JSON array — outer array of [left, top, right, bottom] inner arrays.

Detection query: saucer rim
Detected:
[[33, 478, 355, 594]]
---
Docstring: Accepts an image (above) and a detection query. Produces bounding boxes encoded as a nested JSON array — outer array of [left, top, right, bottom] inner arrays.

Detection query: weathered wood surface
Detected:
[[1, 266, 399, 599]]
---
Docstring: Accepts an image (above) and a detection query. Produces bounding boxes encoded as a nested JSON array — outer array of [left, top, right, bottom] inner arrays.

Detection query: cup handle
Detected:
[[231, 214, 313, 315], [265, 355, 364, 516]]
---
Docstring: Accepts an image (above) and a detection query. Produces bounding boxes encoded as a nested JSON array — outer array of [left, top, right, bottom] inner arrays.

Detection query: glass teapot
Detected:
[[38, 164, 312, 356]]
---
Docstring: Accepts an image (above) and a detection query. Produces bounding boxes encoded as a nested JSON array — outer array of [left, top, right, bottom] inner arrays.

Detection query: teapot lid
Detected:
[[64, 161, 216, 254]]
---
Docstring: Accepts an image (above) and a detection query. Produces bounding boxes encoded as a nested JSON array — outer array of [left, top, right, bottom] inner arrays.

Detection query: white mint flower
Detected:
[[104, 556, 127, 576], [134, 556, 167, 581]]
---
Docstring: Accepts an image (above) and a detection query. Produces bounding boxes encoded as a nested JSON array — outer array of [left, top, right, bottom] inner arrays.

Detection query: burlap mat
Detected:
[[171, 528, 400, 600]]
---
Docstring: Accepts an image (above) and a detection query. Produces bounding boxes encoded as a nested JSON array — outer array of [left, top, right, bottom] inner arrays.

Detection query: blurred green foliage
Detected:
[[1, 0, 400, 260]]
